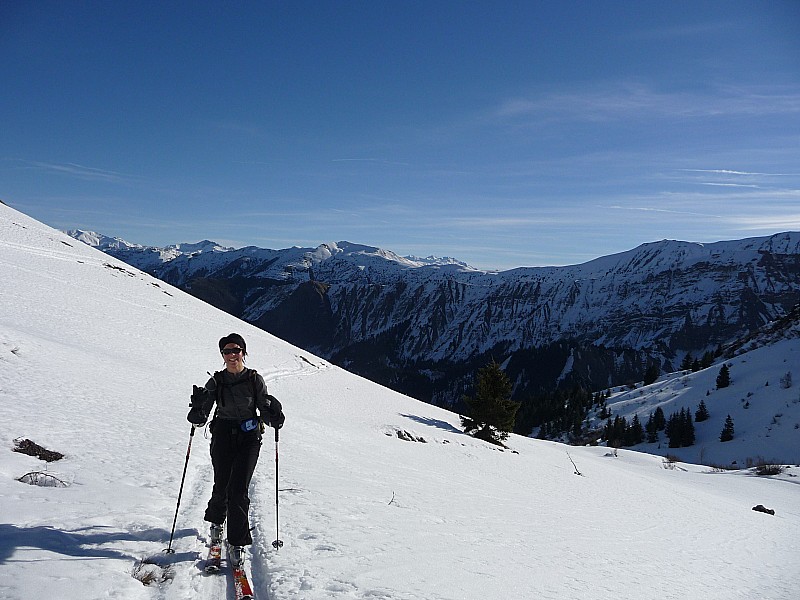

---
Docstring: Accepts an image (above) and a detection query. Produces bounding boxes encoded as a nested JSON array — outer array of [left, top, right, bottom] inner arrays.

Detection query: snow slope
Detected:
[[1, 203, 799, 599], [586, 308, 800, 467]]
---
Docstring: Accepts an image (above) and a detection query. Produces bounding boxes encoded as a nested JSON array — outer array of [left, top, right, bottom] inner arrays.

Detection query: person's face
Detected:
[[221, 343, 244, 370]]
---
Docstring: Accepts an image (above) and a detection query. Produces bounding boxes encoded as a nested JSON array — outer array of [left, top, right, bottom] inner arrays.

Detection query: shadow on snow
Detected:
[[0, 523, 198, 564], [400, 413, 462, 434]]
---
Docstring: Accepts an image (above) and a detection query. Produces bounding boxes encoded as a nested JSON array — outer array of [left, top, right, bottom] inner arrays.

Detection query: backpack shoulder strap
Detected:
[[247, 367, 258, 382], [212, 370, 225, 407], [247, 369, 264, 429], [248, 369, 259, 406]]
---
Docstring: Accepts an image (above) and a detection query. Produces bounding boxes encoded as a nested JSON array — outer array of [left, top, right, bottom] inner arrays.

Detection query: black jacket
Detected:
[[190, 368, 282, 425]]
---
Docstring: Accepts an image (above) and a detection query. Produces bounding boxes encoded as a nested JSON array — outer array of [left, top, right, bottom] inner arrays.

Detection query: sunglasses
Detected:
[[221, 347, 243, 355]]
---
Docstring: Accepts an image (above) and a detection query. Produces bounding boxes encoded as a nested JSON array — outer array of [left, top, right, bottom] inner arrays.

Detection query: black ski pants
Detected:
[[204, 421, 261, 546]]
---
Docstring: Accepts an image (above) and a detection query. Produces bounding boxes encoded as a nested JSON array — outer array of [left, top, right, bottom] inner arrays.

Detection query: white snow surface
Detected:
[[591, 338, 800, 467], [1, 203, 799, 600]]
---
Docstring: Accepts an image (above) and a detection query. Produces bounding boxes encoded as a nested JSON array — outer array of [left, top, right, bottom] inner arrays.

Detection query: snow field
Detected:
[[0, 204, 798, 600]]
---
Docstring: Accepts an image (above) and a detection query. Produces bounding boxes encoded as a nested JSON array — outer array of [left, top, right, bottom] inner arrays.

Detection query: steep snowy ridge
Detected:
[[2, 203, 799, 599], [727, 303, 800, 356]]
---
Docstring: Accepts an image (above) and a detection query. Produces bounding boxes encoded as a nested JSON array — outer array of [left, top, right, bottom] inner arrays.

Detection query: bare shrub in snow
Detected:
[[131, 558, 174, 586], [780, 371, 792, 389], [753, 462, 785, 476], [17, 471, 69, 487]]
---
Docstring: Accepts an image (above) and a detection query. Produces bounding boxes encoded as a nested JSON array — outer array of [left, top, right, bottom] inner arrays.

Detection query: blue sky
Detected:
[[2, 1, 799, 270]]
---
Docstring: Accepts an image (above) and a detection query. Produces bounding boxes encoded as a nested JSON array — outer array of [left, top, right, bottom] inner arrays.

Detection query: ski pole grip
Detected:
[[275, 427, 280, 443]]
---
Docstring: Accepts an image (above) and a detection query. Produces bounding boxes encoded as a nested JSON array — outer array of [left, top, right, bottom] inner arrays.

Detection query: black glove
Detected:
[[265, 395, 284, 429], [270, 411, 285, 430], [190, 385, 208, 407], [188, 384, 210, 425], [187, 407, 207, 426]]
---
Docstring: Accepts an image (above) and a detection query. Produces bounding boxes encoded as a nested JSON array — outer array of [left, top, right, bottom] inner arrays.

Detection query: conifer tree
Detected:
[[653, 406, 666, 431], [682, 409, 695, 446], [720, 415, 735, 442], [645, 412, 659, 443], [643, 363, 660, 386], [716, 364, 731, 389], [604, 415, 628, 448], [666, 411, 682, 448], [695, 399, 710, 422], [461, 360, 520, 445], [627, 414, 644, 445]]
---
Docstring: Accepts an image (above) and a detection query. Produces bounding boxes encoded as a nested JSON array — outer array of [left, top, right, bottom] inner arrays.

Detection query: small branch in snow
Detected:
[[566, 452, 583, 476], [388, 491, 397, 506]]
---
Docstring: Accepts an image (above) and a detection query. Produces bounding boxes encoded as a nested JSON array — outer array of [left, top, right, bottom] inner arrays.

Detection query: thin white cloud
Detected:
[[493, 83, 800, 124], [12, 160, 135, 183], [627, 21, 736, 41], [663, 188, 800, 202], [207, 120, 263, 138], [679, 169, 793, 177], [604, 205, 724, 219], [672, 168, 800, 192], [494, 99, 538, 118], [700, 182, 760, 188], [727, 214, 800, 230], [441, 216, 558, 229], [331, 158, 411, 167]]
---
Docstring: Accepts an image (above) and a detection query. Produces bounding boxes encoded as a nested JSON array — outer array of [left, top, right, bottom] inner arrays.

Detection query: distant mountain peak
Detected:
[[171, 240, 232, 254], [404, 254, 476, 270], [66, 229, 140, 251]]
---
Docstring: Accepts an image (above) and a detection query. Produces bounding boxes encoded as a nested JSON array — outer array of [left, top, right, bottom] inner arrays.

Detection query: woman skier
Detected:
[[187, 333, 285, 567]]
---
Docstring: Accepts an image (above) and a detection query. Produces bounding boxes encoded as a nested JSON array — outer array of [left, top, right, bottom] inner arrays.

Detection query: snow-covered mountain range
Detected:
[[69, 229, 800, 411], [3, 188, 799, 600]]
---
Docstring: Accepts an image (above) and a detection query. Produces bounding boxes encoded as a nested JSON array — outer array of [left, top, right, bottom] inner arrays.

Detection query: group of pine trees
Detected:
[[460, 359, 737, 447], [461, 359, 611, 446], [664, 408, 696, 447], [601, 398, 734, 448], [604, 414, 645, 447], [515, 387, 600, 440], [680, 349, 722, 372]]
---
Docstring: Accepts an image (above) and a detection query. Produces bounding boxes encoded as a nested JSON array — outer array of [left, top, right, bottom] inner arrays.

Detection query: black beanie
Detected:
[[218, 333, 246, 354]]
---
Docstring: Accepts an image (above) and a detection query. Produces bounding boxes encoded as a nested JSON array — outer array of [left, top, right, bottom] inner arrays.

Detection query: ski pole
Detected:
[[271, 427, 284, 550], [165, 425, 195, 554]]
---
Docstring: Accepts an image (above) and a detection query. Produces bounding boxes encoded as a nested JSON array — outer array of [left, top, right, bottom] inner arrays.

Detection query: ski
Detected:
[[224, 541, 254, 599], [203, 542, 222, 574], [232, 565, 254, 600]]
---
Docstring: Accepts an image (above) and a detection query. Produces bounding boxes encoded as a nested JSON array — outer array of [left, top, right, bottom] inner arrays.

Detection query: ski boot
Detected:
[[230, 545, 246, 568], [210, 523, 223, 545]]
